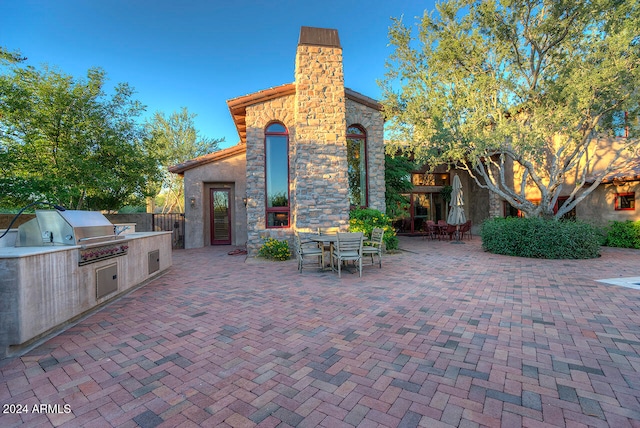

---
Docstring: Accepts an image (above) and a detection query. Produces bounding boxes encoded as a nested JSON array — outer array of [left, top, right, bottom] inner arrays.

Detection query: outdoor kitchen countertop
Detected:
[[0, 231, 169, 258], [0, 244, 78, 258]]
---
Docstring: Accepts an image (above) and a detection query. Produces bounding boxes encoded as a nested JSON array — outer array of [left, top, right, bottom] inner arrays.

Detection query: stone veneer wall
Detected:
[[244, 95, 296, 255], [488, 191, 503, 218], [243, 38, 386, 256], [346, 99, 385, 213], [293, 44, 349, 237]]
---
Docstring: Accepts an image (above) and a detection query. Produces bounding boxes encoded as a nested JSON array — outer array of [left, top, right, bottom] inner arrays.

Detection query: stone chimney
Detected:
[[293, 27, 350, 232]]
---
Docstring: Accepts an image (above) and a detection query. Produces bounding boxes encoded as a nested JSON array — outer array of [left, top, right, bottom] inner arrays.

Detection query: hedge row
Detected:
[[481, 217, 602, 259], [603, 220, 640, 249]]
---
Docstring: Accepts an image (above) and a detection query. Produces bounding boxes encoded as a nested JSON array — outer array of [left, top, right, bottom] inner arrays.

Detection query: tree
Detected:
[[145, 108, 222, 213], [381, 0, 640, 219], [0, 63, 162, 211], [384, 154, 414, 219], [0, 46, 26, 64]]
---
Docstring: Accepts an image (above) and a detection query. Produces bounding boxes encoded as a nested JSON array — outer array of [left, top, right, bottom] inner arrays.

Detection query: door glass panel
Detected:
[[432, 193, 446, 223], [212, 190, 230, 242], [413, 194, 431, 232]]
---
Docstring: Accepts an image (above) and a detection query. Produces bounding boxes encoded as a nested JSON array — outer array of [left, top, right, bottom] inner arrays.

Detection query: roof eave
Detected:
[[168, 144, 247, 175], [600, 175, 640, 184], [227, 83, 296, 144], [345, 88, 383, 111]]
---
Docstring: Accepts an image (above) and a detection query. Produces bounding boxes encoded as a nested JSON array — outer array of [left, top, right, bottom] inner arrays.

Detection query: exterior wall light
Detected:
[[189, 196, 196, 207]]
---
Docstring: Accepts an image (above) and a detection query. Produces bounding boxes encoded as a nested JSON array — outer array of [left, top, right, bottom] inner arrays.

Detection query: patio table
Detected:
[[311, 233, 364, 276], [309, 234, 337, 270]]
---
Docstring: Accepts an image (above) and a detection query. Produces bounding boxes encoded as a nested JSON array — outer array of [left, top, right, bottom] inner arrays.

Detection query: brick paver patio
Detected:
[[1, 236, 640, 427]]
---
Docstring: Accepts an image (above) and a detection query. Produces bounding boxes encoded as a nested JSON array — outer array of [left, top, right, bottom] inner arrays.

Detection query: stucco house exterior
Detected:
[[396, 135, 639, 234], [579, 159, 640, 223], [393, 165, 490, 235], [170, 27, 385, 255], [494, 135, 640, 224]]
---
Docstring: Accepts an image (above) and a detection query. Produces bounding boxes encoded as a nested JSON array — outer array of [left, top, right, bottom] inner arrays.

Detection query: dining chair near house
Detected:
[[437, 220, 448, 240], [424, 220, 437, 240], [362, 227, 384, 268], [331, 232, 364, 278], [317, 227, 340, 266], [318, 227, 340, 235], [459, 220, 472, 240], [445, 224, 458, 240], [294, 233, 324, 273]]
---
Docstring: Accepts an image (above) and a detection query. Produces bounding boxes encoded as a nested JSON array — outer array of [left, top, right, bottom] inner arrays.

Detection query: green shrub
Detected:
[[349, 208, 398, 250], [257, 237, 291, 261], [604, 221, 640, 249], [481, 217, 601, 259]]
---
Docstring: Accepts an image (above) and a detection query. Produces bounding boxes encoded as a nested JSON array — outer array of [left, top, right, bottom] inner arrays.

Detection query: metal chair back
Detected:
[[363, 228, 384, 268], [294, 233, 323, 273], [332, 232, 363, 277]]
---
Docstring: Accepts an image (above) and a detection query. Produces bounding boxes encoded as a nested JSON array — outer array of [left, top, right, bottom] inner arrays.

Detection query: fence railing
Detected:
[[152, 213, 185, 249]]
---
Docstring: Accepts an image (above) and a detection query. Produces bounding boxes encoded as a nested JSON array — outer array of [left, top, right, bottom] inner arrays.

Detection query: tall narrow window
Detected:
[[265, 122, 289, 227], [347, 125, 367, 207]]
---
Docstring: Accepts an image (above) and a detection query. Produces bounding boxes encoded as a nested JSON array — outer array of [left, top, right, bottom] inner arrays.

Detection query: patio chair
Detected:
[[317, 227, 339, 264], [445, 224, 458, 240], [318, 227, 340, 235], [331, 232, 364, 278], [459, 220, 472, 240], [437, 220, 448, 240], [294, 234, 324, 273], [424, 220, 437, 240], [362, 227, 384, 268]]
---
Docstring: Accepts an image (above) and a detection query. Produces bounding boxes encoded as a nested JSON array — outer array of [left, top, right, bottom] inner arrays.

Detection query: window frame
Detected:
[[615, 192, 635, 211], [503, 201, 523, 218], [346, 124, 368, 208], [556, 196, 577, 220], [264, 121, 290, 228], [411, 172, 450, 187], [505, 197, 577, 219]]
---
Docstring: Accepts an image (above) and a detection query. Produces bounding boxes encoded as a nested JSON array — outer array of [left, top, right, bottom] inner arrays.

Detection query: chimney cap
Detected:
[[298, 26, 341, 48]]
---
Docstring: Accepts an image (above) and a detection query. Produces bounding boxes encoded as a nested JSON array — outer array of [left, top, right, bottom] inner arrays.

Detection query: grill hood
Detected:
[[16, 210, 121, 247]]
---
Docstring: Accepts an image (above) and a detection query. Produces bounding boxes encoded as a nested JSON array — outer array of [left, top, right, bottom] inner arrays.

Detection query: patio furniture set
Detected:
[[294, 228, 385, 277], [423, 219, 472, 241]]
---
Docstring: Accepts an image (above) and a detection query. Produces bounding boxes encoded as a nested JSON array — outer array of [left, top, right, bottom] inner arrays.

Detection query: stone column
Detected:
[[292, 27, 350, 233], [488, 191, 503, 218]]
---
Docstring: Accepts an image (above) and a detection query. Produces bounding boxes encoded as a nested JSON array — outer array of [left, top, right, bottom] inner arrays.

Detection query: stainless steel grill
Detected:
[[16, 210, 129, 264]]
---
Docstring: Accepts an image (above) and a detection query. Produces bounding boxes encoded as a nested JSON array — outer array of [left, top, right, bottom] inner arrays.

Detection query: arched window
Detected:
[[265, 122, 289, 227], [347, 125, 368, 207]]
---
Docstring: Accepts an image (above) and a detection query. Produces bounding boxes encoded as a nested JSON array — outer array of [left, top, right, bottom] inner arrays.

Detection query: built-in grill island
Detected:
[[1, 209, 172, 360], [16, 210, 129, 265]]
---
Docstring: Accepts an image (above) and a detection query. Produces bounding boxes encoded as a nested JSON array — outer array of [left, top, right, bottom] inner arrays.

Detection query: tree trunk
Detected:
[[146, 196, 156, 213]]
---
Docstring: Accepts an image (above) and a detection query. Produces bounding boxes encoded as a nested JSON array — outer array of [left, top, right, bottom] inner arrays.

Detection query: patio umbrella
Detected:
[[447, 174, 466, 243]]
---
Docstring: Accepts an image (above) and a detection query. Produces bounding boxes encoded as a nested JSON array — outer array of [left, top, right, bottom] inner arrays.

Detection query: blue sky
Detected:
[[2, 0, 435, 149]]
